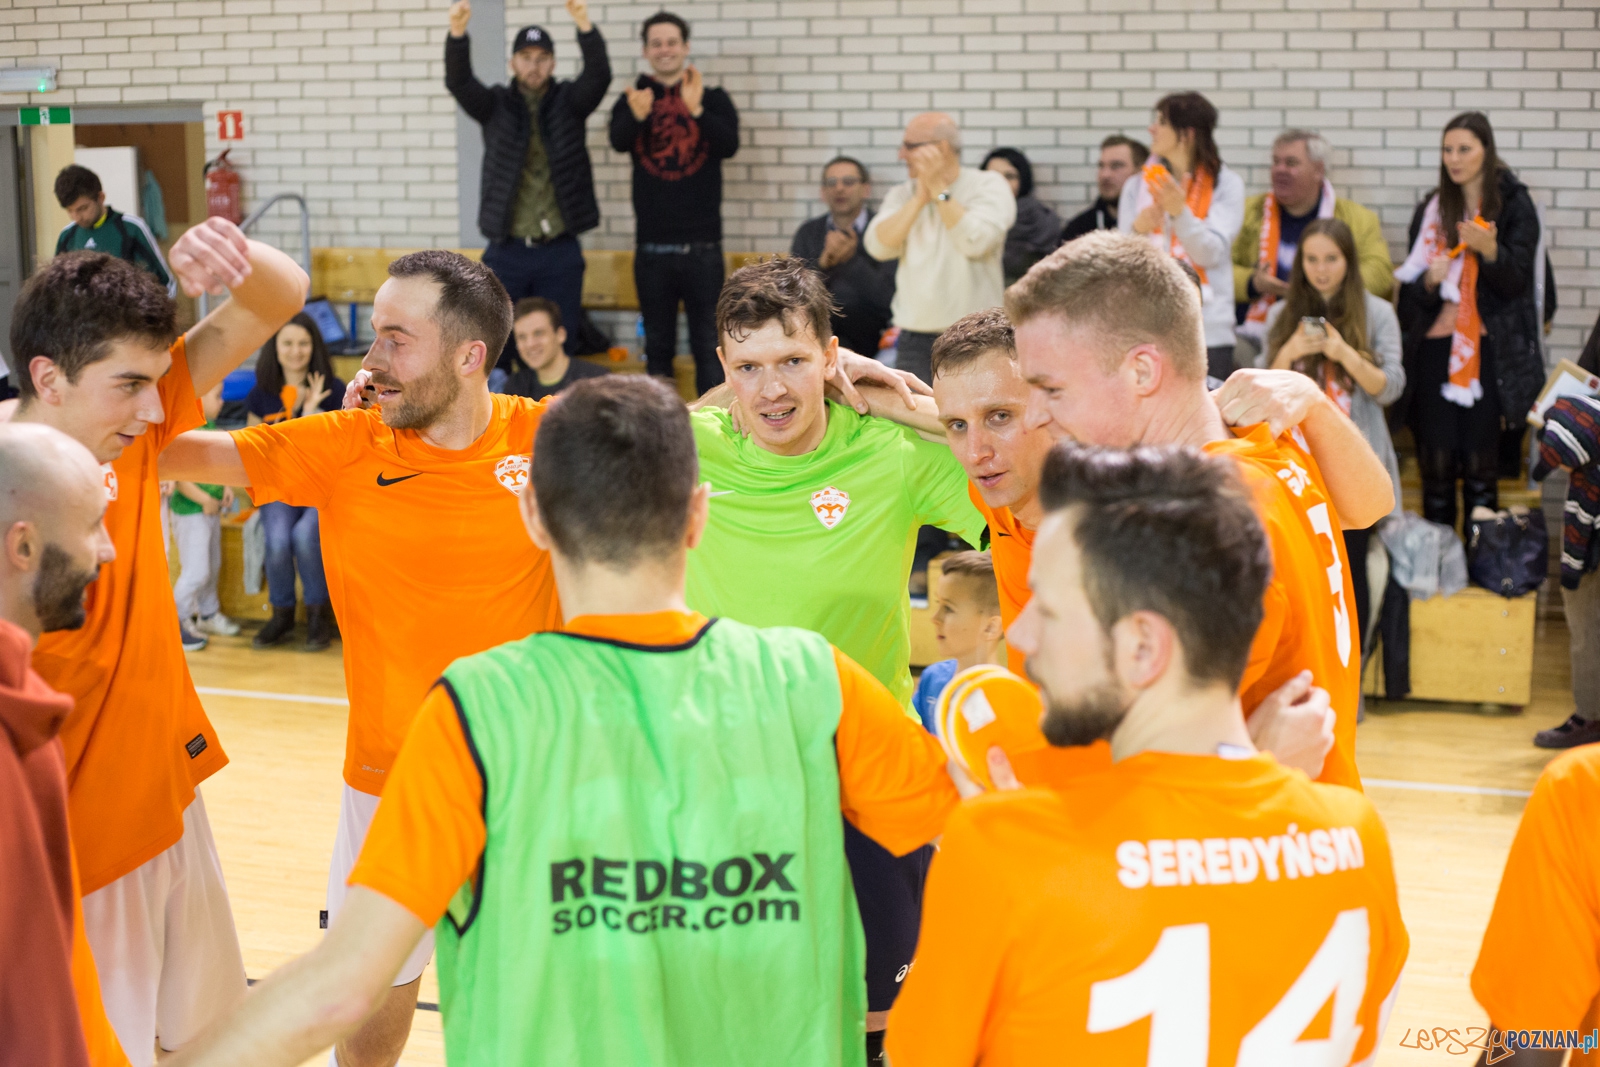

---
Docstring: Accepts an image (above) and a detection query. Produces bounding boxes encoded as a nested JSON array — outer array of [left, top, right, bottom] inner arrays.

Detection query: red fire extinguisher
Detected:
[[204, 149, 242, 224]]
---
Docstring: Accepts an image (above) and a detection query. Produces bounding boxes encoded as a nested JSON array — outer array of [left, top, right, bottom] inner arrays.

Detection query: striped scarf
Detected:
[[1531, 396, 1600, 589]]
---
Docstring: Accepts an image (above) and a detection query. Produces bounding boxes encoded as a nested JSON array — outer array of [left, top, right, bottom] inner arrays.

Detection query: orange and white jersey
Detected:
[[1472, 745, 1600, 1063], [887, 751, 1408, 1067], [1205, 424, 1363, 789]]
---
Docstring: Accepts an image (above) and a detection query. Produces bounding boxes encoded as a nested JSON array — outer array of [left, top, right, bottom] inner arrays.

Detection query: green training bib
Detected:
[[435, 617, 865, 1067]]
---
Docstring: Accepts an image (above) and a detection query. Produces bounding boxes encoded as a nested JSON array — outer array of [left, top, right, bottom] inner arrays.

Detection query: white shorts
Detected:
[[326, 784, 434, 986], [81, 789, 246, 1067]]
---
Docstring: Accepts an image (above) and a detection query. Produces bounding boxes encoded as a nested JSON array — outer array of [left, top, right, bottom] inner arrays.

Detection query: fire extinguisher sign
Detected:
[[217, 110, 244, 141]]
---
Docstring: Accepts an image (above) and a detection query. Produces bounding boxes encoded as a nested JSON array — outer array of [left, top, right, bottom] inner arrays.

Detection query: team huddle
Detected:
[[8, 213, 1414, 1067]]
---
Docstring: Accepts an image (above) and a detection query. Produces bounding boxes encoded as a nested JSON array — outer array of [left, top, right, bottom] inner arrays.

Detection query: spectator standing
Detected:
[[609, 11, 739, 396], [500, 297, 607, 400], [1536, 308, 1600, 750], [1264, 218, 1405, 649], [445, 0, 610, 369], [170, 382, 241, 652], [1234, 130, 1393, 363], [1060, 134, 1148, 243], [1120, 91, 1244, 380], [980, 148, 1063, 285], [1396, 111, 1544, 530], [790, 156, 897, 358], [53, 165, 174, 297], [864, 112, 1015, 384], [245, 315, 342, 652], [0, 423, 118, 1067]]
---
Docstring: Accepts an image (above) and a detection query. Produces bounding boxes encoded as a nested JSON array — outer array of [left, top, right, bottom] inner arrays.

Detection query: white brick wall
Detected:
[[6, 0, 1598, 360]]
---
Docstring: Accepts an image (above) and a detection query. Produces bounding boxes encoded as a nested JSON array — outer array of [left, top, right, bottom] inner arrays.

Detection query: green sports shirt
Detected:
[[687, 401, 986, 706]]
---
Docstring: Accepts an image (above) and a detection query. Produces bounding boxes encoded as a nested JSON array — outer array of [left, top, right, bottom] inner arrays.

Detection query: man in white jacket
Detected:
[[865, 112, 1015, 384]]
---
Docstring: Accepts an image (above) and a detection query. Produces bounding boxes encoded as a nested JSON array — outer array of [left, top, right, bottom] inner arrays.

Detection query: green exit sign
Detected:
[[19, 106, 71, 126]]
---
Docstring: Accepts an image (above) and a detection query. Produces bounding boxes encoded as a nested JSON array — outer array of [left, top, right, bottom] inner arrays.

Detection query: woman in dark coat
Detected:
[[982, 148, 1063, 285], [1396, 111, 1543, 529]]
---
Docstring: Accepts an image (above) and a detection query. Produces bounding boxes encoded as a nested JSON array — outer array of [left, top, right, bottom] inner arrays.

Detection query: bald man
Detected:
[[864, 111, 1015, 383], [0, 422, 118, 1067]]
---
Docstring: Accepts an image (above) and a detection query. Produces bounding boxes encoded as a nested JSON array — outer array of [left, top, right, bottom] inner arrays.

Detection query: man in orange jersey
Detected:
[[8, 225, 309, 1065], [1470, 745, 1600, 1067], [1007, 231, 1384, 788], [164, 376, 961, 1067], [888, 444, 1407, 1066], [850, 301, 1388, 777]]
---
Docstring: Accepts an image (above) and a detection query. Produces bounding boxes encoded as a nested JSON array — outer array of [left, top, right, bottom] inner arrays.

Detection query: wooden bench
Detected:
[[310, 247, 787, 313]]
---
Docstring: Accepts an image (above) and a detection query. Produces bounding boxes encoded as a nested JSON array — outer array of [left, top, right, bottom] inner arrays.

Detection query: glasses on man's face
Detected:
[[822, 177, 862, 189]]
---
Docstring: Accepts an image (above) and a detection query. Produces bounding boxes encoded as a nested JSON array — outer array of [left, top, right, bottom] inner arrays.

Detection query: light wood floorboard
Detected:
[[182, 609, 1578, 1066]]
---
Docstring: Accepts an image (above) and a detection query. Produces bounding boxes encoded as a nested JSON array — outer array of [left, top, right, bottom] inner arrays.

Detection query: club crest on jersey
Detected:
[[101, 465, 118, 502], [810, 486, 850, 530], [494, 455, 530, 495]]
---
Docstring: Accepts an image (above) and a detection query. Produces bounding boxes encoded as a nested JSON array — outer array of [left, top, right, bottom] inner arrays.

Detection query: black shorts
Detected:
[[843, 819, 935, 1013]]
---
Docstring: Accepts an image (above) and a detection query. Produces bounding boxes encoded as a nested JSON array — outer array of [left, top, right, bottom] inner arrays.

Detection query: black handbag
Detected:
[[1467, 506, 1549, 598]]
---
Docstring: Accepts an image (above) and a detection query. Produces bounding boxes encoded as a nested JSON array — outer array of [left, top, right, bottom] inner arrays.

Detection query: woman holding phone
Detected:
[[1265, 217, 1404, 650]]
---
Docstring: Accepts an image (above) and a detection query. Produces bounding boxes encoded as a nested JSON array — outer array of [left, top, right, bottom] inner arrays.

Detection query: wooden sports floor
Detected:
[[184, 608, 1574, 1067]]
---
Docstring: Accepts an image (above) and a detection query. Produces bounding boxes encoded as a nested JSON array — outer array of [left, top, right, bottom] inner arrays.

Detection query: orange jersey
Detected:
[[966, 483, 1033, 677], [231, 395, 561, 794], [1205, 424, 1362, 788], [349, 611, 959, 925], [32, 338, 228, 893], [1472, 745, 1600, 1062], [888, 752, 1407, 1067]]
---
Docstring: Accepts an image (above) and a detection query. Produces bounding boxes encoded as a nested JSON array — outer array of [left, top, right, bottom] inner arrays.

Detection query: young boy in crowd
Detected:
[[911, 550, 1005, 733], [169, 382, 239, 650]]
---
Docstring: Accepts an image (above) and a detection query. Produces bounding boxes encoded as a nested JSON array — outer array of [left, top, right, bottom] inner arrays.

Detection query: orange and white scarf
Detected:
[[1239, 178, 1337, 341], [1394, 195, 1483, 408], [1136, 162, 1216, 287]]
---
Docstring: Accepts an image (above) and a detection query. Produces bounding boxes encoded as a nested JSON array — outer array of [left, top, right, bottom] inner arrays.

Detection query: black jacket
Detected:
[[1061, 198, 1118, 243], [445, 29, 610, 242], [609, 76, 739, 245], [1398, 169, 1545, 425], [791, 210, 897, 356]]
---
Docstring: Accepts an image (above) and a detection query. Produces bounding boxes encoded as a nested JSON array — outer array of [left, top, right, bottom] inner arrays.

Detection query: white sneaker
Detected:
[[196, 612, 242, 636]]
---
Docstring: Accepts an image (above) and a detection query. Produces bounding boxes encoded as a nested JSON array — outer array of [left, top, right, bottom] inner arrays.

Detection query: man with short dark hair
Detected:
[[888, 444, 1408, 1065], [53, 164, 174, 296], [500, 297, 608, 400], [791, 156, 897, 358], [446, 0, 610, 367], [610, 10, 739, 395], [159, 248, 562, 1067], [11, 220, 309, 1065], [1060, 135, 1149, 243], [689, 256, 986, 1061], [161, 375, 961, 1067]]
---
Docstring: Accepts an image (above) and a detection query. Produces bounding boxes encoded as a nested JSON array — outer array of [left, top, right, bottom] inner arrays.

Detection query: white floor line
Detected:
[[1363, 777, 1531, 799], [195, 685, 349, 707]]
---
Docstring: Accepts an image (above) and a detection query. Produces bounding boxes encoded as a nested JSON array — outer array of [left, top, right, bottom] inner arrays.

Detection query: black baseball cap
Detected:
[[513, 25, 554, 53]]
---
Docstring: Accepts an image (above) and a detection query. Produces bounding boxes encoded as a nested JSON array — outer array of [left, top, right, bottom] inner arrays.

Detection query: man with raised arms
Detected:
[[888, 444, 1407, 1065], [8, 222, 308, 1064], [163, 375, 961, 1067]]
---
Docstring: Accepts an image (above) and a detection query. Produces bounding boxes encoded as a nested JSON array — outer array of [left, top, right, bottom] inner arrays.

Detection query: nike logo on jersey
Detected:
[[375, 472, 422, 486]]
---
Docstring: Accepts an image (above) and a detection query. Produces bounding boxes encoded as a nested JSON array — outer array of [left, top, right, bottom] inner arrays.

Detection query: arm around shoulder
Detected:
[[184, 238, 308, 395]]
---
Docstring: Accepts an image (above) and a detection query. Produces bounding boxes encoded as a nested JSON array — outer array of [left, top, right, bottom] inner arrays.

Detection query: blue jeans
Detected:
[[481, 234, 586, 370], [259, 501, 328, 609]]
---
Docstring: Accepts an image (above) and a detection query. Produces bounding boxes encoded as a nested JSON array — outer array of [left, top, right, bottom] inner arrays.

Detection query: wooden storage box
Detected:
[[1366, 586, 1537, 706]]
